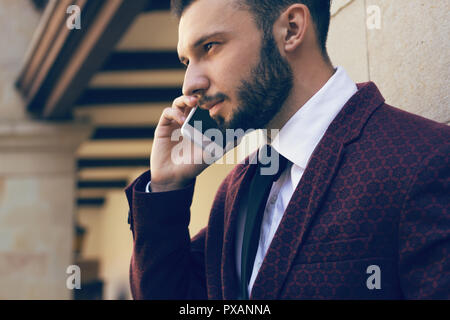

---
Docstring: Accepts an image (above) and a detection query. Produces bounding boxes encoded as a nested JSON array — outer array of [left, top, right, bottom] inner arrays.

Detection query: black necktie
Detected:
[[240, 144, 289, 299]]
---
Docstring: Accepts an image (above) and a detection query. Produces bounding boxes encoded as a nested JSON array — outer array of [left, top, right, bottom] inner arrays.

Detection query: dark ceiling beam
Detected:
[[31, 0, 50, 10], [17, 0, 153, 119], [78, 180, 128, 189], [78, 158, 149, 169], [17, 0, 90, 101], [77, 198, 105, 207], [101, 51, 183, 71], [144, 0, 170, 11], [91, 126, 156, 140], [76, 87, 181, 105]]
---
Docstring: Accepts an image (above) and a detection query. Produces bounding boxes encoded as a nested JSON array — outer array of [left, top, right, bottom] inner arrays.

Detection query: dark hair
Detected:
[[171, 0, 332, 56]]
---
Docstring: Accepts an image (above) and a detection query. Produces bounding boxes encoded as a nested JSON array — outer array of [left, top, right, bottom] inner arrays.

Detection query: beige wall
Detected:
[[329, 0, 449, 123], [96, 189, 134, 300], [366, 0, 450, 122], [328, 0, 370, 83]]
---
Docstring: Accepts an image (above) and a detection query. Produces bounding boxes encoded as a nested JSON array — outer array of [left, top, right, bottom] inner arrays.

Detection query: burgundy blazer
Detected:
[[126, 82, 449, 299]]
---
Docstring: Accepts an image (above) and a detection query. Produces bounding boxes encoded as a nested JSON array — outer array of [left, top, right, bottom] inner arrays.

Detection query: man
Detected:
[[126, 0, 449, 299]]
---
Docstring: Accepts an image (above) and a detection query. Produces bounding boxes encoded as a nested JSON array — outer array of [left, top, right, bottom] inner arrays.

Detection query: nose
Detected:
[[182, 63, 210, 98]]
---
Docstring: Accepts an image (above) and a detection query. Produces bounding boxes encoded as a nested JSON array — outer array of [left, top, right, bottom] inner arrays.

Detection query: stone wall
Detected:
[[328, 0, 450, 123]]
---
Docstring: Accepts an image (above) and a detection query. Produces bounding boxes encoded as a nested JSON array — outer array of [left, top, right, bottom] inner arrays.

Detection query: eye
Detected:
[[204, 42, 218, 52]]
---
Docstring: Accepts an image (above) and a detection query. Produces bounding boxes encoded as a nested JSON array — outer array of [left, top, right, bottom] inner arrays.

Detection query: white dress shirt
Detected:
[[235, 66, 358, 297]]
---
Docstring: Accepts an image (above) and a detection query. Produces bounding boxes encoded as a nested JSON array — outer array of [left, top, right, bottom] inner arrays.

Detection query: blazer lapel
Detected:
[[220, 155, 258, 299], [250, 82, 386, 299]]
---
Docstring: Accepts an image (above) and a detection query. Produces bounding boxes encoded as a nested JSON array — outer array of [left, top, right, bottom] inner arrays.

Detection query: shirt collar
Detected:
[[270, 66, 358, 169]]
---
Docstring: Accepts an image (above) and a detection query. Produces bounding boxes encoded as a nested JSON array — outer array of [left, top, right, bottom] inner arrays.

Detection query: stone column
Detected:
[[0, 121, 92, 299], [0, 0, 93, 299]]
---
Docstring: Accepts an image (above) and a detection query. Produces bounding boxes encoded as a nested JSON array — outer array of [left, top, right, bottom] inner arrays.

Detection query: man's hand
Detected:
[[150, 95, 210, 192]]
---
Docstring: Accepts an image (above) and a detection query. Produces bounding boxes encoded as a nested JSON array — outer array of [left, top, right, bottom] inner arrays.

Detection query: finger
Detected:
[[159, 107, 186, 127], [173, 96, 198, 116]]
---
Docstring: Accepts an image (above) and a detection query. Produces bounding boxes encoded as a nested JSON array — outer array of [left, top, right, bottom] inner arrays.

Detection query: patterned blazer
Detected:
[[126, 82, 450, 299]]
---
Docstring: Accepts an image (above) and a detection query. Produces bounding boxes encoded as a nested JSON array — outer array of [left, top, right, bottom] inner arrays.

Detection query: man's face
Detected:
[[178, 0, 293, 132]]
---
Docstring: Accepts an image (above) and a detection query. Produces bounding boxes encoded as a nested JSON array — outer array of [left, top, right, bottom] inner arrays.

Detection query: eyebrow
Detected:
[[178, 31, 229, 64]]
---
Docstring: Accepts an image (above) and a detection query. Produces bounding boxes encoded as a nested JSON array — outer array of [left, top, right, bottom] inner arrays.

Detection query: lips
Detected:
[[209, 100, 224, 117], [201, 99, 224, 111]]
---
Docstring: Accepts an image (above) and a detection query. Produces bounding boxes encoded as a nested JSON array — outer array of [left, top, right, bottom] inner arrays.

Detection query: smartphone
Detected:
[[181, 106, 241, 161]]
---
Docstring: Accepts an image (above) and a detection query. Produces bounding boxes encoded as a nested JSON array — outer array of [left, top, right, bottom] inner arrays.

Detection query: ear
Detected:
[[273, 4, 309, 53]]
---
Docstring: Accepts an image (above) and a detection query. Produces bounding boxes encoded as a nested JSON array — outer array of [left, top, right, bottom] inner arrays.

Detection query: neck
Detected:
[[266, 57, 335, 137]]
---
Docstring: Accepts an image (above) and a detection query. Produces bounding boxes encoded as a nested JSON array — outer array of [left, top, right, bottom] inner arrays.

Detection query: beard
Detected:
[[214, 33, 294, 133]]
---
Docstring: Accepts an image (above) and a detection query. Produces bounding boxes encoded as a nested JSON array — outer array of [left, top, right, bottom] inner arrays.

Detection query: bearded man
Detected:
[[126, 0, 449, 299]]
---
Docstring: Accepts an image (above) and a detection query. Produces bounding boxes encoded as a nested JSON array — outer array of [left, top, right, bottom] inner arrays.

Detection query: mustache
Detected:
[[198, 92, 229, 106]]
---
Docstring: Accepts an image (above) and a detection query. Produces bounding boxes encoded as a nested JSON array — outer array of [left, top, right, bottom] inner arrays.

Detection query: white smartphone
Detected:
[[181, 106, 241, 161]]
